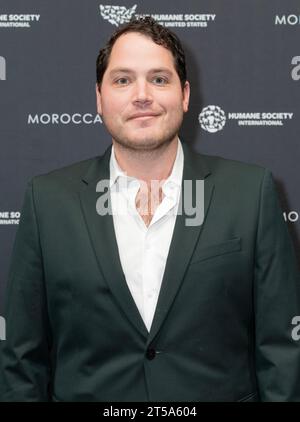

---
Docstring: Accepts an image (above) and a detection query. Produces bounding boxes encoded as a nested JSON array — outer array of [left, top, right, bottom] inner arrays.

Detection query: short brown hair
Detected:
[[96, 16, 187, 92]]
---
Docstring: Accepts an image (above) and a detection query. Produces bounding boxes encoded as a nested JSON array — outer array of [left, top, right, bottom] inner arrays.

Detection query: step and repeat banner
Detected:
[[0, 0, 299, 340]]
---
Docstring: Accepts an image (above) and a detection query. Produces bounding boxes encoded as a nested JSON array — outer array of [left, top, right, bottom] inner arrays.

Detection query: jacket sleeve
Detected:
[[0, 179, 52, 402], [254, 169, 300, 401]]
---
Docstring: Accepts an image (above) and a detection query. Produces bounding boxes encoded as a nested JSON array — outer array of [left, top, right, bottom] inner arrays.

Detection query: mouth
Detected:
[[129, 114, 161, 121]]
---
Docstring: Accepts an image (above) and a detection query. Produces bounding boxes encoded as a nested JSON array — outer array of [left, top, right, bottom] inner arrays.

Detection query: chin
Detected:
[[111, 127, 178, 151], [126, 141, 163, 151]]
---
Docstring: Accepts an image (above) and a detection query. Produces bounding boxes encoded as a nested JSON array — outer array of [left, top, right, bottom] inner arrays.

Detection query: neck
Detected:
[[112, 137, 179, 184]]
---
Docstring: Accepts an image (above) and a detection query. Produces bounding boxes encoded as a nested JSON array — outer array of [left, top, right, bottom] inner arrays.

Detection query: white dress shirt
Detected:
[[109, 138, 184, 332]]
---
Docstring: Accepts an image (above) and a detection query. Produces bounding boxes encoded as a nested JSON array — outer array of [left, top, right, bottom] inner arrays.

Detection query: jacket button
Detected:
[[146, 348, 156, 360]]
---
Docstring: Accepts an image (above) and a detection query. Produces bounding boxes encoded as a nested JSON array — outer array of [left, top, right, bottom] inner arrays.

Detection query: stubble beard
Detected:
[[103, 113, 183, 156]]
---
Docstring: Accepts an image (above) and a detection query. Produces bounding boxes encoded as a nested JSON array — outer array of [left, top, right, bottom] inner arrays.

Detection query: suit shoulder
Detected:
[[28, 155, 103, 190], [35, 156, 99, 179], [194, 152, 274, 205], [198, 152, 268, 180], [28, 156, 106, 197]]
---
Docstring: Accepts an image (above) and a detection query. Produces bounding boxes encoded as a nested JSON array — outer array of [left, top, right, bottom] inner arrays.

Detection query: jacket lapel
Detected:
[[147, 143, 214, 346], [78, 146, 149, 339]]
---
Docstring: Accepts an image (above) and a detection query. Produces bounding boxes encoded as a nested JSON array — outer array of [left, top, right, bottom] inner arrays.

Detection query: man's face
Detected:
[[96, 32, 190, 151]]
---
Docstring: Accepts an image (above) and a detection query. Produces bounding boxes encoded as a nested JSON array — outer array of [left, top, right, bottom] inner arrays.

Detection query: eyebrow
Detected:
[[108, 68, 174, 77]]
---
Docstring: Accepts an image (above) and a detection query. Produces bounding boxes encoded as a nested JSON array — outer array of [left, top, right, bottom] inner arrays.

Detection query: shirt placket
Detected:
[[142, 228, 158, 332]]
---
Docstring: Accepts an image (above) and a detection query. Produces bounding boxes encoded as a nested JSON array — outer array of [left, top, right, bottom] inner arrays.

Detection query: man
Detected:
[[1, 16, 300, 402]]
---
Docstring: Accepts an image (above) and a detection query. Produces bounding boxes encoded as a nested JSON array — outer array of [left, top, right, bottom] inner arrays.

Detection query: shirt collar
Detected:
[[109, 145, 128, 188], [109, 138, 184, 190]]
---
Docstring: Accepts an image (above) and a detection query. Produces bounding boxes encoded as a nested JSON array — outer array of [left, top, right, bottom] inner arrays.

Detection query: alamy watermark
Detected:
[[291, 316, 300, 341], [95, 178, 205, 226], [0, 315, 6, 340], [0, 56, 6, 80]]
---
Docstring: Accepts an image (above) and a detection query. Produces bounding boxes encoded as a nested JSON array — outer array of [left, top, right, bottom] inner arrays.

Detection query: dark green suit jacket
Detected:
[[1, 142, 300, 401]]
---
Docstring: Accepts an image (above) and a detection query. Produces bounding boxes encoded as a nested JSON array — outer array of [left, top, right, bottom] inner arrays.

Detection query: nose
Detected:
[[132, 79, 153, 108]]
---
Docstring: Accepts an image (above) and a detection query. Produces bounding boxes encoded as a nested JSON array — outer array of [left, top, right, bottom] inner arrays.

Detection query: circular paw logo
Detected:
[[199, 105, 226, 133]]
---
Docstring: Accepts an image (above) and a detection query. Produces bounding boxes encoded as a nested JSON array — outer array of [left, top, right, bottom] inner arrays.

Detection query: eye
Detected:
[[115, 78, 129, 85], [153, 77, 168, 85]]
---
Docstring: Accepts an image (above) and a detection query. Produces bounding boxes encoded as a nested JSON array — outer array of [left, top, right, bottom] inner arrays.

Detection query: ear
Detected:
[[95, 83, 102, 115], [182, 81, 190, 113]]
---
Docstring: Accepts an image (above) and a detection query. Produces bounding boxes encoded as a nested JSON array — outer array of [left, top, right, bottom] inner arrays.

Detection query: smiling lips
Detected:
[[129, 113, 160, 120]]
